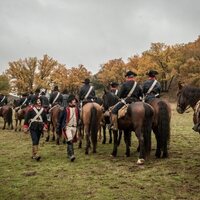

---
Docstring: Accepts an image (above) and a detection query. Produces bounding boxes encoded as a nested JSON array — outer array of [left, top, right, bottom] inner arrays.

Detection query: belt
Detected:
[[67, 125, 77, 127]]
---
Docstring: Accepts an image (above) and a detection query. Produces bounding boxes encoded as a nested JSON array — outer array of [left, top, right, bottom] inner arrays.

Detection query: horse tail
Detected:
[[143, 103, 154, 156], [90, 106, 98, 148], [158, 101, 170, 154], [6, 107, 13, 126]]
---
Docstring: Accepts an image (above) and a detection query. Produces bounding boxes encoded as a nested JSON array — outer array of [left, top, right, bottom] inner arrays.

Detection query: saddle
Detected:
[[118, 104, 129, 119]]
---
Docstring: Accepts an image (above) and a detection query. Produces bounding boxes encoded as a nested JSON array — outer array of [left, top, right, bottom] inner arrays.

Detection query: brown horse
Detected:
[[177, 82, 200, 133], [79, 102, 103, 154], [103, 91, 154, 164], [47, 105, 62, 144], [0, 105, 13, 130]]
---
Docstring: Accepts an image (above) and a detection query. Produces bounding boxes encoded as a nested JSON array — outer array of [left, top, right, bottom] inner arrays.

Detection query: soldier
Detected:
[[79, 78, 96, 105], [49, 85, 63, 107], [40, 90, 49, 110], [56, 94, 80, 162], [142, 70, 161, 103], [61, 88, 69, 108], [111, 70, 143, 131], [23, 95, 48, 161], [110, 82, 119, 95], [15, 93, 29, 112]]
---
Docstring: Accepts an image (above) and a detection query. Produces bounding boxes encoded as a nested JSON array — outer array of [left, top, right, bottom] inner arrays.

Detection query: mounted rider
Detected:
[[23, 95, 48, 161], [142, 70, 161, 103], [79, 78, 96, 106], [56, 94, 80, 162], [111, 70, 143, 131], [49, 85, 63, 107], [110, 82, 119, 95], [15, 93, 30, 113], [61, 88, 69, 108]]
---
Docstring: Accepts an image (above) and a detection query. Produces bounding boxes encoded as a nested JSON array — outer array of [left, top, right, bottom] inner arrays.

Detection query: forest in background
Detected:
[[0, 36, 200, 96]]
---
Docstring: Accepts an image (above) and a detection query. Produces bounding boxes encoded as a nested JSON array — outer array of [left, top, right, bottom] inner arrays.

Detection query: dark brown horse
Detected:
[[79, 102, 103, 154], [177, 82, 200, 133], [0, 105, 13, 130], [103, 91, 154, 164], [148, 98, 171, 158]]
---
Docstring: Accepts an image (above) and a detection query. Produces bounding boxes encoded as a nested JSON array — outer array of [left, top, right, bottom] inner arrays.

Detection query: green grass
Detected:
[[0, 103, 200, 200]]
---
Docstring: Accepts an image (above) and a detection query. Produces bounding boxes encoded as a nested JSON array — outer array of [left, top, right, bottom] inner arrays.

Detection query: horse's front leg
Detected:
[[78, 126, 83, 148], [19, 120, 22, 132], [111, 130, 118, 157], [109, 129, 112, 144], [45, 123, 50, 142], [2, 120, 6, 130]]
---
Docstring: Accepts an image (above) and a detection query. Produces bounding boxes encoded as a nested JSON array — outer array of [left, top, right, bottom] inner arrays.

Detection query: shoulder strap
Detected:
[[115, 89, 118, 95], [0, 96, 5, 103], [53, 92, 60, 104], [126, 82, 137, 98], [30, 107, 44, 123], [146, 80, 157, 94], [84, 86, 93, 99]]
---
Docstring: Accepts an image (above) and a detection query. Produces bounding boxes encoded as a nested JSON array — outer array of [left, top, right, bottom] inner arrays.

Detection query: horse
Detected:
[[176, 82, 200, 133], [79, 102, 103, 154], [147, 98, 171, 158], [47, 105, 62, 144], [13, 99, 30, 131], [0, 105, 13, 130], [102, 90, 154, 164]]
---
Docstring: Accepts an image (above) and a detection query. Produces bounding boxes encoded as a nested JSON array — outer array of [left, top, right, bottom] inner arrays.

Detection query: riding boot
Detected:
[[32, 145, 41, 161], [67, 141, 75, 162], [111, 114, 118, 131]]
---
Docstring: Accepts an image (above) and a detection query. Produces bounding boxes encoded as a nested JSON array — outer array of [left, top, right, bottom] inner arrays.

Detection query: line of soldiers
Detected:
[[0, 69, 161, 162]]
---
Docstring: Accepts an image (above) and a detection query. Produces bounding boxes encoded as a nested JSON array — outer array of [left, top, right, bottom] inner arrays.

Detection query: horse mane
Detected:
[[181, 85, 200, 106]]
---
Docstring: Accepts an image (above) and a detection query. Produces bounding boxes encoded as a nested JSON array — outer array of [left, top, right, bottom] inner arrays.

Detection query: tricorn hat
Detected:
[[53, 85, 59, 91], [31, 95, 41, 104], [146, 70, 159, 77], [82, 78, 90, 84], [125, 70, 137, 77]]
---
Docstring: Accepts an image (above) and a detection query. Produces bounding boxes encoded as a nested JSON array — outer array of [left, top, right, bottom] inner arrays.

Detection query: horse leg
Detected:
[[111, 130, 118, 157], [46, 124, 50, 142], [78, 127, 82, 149], [109, 129, 112, 144], [85, 126, 90, 154], [102, 125, 106, 144], [136, 128, 145, 165], [117, 130, 122, 146], [2, 120, 6, 130], [124, 130, 131, 157], [19, 120, 22, 132], [153, 128, 161, 158]]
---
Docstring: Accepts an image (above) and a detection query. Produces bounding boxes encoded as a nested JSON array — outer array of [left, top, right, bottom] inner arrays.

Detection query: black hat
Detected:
[[67, 94, 77, 103], [110, 82, 119, 87], [53, 85, 59, 91], [125, 71, 137, 77], [82, 78, 90, 84], [31, 95, 41, 104], [22, 93, 28, 97], [146, 70, 159, 77], [35, 88, 40, 94]]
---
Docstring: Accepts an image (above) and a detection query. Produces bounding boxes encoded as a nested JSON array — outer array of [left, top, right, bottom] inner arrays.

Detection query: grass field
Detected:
[[0, 103, 200, 200]]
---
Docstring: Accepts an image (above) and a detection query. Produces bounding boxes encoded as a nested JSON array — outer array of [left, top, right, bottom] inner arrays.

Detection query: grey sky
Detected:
[[0, 0, 200, 74]]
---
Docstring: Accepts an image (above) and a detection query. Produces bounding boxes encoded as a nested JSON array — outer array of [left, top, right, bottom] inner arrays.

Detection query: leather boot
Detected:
[[67, 142, 75, 162], [111, 114, 118, 131], [32, 145, 41, 161]]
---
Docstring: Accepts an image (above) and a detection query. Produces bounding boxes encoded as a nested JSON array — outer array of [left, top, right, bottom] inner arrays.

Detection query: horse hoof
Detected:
[[162, 153, 168, 158], [102, 141, 106, 144], [85, 151, 89, 155], [109, 140, 112, 144], [155, 152, 161, 158], [137, 158, 145, 165]]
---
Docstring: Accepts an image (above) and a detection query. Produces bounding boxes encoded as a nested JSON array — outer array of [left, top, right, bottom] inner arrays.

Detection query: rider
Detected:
[[49, 85, 63, 107], [79, 78, 96, 106], [23, 95, 48, 161], [142, 70, 161, 103], [110, 82, 119, 95], [15, 93, 29, 112], [61, 88, 69, 108], [56, 94, 80, 162], [111, 70, 143, 131]]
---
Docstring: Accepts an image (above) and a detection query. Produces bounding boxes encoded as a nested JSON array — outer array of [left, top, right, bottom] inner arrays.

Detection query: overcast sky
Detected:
[[0, 0, 200, 74]]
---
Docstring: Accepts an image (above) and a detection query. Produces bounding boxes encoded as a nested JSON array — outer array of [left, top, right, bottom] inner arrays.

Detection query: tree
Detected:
[[0, 74, 10, 94]]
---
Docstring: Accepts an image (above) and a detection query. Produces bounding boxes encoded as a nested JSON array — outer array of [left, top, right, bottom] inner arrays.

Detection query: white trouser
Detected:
[[65, 126, 77, 141]]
